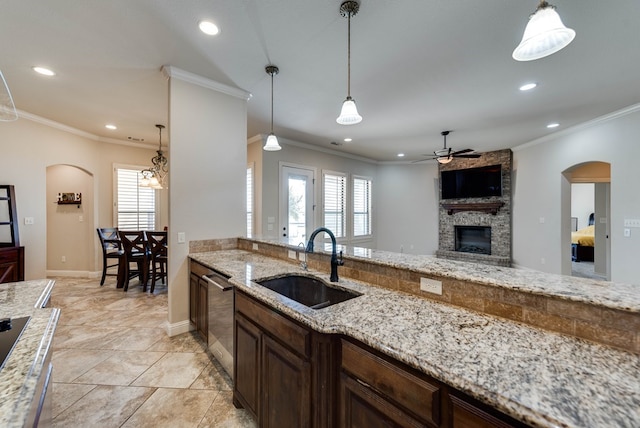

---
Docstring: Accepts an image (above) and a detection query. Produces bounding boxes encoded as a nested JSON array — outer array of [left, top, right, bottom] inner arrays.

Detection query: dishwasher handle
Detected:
[[201, 274, 233, 291]]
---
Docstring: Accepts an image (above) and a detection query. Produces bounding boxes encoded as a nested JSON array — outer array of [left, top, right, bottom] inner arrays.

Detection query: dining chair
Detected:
[[145, 231, 168, 293], [118, 230, 150, 291], [96, 227, 123, 286]]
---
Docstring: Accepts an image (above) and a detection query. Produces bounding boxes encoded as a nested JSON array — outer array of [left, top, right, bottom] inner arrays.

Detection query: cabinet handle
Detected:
[[201, 274, 232, 291]]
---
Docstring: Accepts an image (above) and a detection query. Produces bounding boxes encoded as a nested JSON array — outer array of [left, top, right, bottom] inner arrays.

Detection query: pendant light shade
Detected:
[[336, 1, 362, 125], [0, 70, 18, 122], [264, 65, 282, 151], [513, 1, 575, 61]]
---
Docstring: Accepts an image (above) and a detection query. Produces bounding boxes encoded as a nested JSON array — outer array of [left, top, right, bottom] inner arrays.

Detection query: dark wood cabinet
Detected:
[[234, 289, 330, 427], [0, 246, 24, 283], [449, 393, 525, 428], [340, 338, 441, 428], [189, 261, 209, 342]]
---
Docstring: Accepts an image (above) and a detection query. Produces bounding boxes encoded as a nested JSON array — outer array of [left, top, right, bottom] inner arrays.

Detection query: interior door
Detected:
[[280, 166, 314, 243]]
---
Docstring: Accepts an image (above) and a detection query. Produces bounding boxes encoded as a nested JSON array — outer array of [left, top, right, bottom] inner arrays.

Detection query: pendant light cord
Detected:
[[347, 10, 351, 98], [270, 71, 274, 132]]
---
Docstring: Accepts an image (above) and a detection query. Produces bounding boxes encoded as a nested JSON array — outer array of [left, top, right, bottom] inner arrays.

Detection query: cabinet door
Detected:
[[189, 274, 198, 326], [340, 373, 425, 428], [234, 313, 261, 420], [262, 334, 311, 428], [197, 278, 208, 341], [450, 395, 519, 428]]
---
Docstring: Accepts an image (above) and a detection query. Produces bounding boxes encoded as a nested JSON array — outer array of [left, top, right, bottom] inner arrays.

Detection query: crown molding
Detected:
[[162, 65, 251, 101], [512, 102, 640, 152]]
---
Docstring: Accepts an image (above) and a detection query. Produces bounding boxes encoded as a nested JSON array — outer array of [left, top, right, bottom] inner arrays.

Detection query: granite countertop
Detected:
[[190, 250, 640, 428], [0, 279, 60, 428], [247, 236, 640, 313]]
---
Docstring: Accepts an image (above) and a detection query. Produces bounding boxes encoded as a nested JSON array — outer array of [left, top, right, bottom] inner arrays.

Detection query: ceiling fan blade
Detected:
[[453, 153, 481, 158], [450, 148, 473, 156]]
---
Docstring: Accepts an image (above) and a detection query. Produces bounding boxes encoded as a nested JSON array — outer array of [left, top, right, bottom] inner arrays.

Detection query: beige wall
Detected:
[[166, 70, 248, 333], [0, 117, 162, 279]]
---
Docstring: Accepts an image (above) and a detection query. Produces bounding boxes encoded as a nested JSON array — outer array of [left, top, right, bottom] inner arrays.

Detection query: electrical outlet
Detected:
[[420, 277, 442, 295], [177, 232, 186, 244], [288, 250, 297, 259], [624, 228, 631, 237], [61, 256, 66, 263], [79, 215, 84, 222], [252, 243, 259, 250]]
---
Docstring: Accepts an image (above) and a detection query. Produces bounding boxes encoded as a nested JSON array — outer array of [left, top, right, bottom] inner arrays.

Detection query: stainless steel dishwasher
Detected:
[[202, 269, 234, 379]]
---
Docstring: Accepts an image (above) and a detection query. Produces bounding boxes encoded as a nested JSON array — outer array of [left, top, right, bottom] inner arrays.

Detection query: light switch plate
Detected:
[[623, 219, 640, 228], [177, 232, 186, 244], [24, 217, 34, 225]]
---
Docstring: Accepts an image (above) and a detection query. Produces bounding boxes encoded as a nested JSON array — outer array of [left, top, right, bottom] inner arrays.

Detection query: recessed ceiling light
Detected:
[[199, 21, 220, 36], [344, 138, 352, 142], [397, 153, 405, 157], [32, 66, 55, 76], [547, 122, 559, 128], [519, 83, 537, 91], [105, 124, 117, 130]]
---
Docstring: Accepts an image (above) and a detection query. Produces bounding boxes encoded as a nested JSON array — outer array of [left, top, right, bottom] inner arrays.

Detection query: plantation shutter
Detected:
[[353, 177, 372, 237], [247, 165, 253, 236], [116, 168, 156, 230], [323, 173, 346, 238]]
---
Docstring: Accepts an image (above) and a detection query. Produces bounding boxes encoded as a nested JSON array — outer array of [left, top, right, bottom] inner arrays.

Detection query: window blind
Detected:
[[247, 166, 253, 236], [323, 173, 346, 238], [116, 168, 156, 231], [353, 177, 372, 237]]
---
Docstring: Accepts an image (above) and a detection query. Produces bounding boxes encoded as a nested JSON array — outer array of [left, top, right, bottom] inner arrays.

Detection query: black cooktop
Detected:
[[0, 316, 30, 371]]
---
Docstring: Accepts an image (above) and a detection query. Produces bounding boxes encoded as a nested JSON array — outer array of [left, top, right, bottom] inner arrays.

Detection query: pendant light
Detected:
[[140, 124, 168, 189], [0, 70, 18, 122], [513, 1, 575, 61], [263, 65, 282, 151], [336, 1, 362, 125]]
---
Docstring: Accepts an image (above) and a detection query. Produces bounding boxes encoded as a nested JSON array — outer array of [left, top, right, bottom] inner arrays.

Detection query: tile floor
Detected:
[[49, 276, 256, 428]]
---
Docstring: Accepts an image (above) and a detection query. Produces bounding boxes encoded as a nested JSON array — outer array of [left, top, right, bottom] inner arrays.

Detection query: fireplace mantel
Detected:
[[441, 202, 505, 215]]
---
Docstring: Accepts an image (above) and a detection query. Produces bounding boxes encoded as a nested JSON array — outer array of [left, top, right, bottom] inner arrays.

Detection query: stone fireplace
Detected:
[[436, 149, 512, 267]]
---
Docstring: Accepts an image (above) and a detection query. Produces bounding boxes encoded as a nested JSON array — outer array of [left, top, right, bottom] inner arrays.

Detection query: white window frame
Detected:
[[247, 162, 254, 237], [322, 170, 347, 239], [113, 164, 158, 231], [352, 175, 373, 239]]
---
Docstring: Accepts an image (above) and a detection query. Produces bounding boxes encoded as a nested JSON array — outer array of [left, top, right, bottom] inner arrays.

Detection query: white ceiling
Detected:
[[2, 0, 639, 161]]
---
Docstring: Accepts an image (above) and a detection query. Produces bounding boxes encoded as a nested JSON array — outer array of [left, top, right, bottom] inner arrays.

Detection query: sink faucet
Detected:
[[306, 227, 344, 282], [298, 242, 308, 271]]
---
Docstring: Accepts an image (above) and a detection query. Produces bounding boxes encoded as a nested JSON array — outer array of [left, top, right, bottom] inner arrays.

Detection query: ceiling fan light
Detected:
[[336, 97, 362, 125], [437, 156, 453, 164], [263, 133, 282, 151], [513, 4, 575, 61]]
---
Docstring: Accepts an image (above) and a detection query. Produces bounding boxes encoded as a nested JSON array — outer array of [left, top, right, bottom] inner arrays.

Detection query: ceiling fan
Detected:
[[414, 131, 481, 164]]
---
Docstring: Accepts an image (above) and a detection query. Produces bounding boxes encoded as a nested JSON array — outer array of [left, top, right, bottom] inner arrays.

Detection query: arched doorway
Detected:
[[562, 161, 611, 280], [46, 164, 95, 276]]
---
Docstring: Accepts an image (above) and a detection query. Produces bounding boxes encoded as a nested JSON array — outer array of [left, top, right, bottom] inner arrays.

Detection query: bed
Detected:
[[571, 220, 595, 262]]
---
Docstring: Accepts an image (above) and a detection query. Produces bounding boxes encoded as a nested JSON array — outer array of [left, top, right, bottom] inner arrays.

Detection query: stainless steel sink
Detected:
[[256, 275, 361, 309]]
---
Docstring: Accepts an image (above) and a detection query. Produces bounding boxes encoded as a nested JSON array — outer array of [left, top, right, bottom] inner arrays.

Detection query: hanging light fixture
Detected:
[[0, 70, 18, 122], [263, 65, 282, 151], [140, 124, 168, 189], [336, 1, 362, 125], [513, 1, 575, 61]]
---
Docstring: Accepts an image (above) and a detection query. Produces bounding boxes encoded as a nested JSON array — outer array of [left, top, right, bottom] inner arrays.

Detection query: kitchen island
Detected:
[[0, 279, 59, 428], [190, 239, 640, 428]]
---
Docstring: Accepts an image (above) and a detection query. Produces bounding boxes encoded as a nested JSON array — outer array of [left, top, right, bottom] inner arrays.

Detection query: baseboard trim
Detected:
[[46, 270, 100, 278], [165, 319, 192, 337]]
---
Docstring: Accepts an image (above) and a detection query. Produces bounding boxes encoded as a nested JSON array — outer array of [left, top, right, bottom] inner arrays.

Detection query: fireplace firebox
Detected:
[[455, 226, 491, 255]]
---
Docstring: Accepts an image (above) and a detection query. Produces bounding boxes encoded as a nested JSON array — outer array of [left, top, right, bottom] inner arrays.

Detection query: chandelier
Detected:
[[140, 124, 168, 189]]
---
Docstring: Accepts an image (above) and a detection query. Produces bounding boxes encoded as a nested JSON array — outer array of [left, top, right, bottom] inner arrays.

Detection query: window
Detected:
[[353, 176, 372, 237], [247, 164, 254, 237], [323, 172, 346, 238], [115, 167, 156, 230]]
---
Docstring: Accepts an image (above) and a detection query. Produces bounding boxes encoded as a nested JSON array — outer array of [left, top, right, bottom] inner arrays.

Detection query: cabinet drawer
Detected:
[[236, 290, 310, 357], [190, 260, 213, 277], [341, 339, 440, 426]]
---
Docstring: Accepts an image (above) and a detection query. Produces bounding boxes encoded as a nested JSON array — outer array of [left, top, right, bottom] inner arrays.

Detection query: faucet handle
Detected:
[[337, 250, 344, 266]]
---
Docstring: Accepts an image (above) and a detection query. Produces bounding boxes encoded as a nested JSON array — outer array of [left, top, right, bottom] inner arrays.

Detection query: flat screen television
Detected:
[[441, 164, 502, 199]]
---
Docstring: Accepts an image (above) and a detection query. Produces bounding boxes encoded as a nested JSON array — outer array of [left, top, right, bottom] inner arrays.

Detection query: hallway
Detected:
[[49, 277, 255, 427]]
